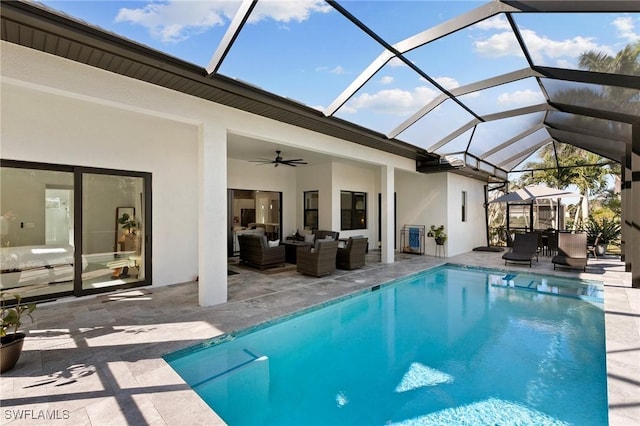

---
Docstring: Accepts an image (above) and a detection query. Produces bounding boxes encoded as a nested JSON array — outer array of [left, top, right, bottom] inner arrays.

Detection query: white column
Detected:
[[381, 165, 395, 264], [632, 125, 639, 288], [198, 124, 228, 306]]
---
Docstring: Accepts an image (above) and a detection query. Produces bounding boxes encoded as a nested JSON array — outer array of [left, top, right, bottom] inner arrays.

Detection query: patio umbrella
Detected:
[[489, 185, 580, 204]]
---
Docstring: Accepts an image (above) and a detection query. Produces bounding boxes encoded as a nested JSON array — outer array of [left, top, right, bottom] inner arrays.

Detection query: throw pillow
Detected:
[[325, 235, 334, 241], [267, 239, 280, 248], [304, 234, 315, 243]]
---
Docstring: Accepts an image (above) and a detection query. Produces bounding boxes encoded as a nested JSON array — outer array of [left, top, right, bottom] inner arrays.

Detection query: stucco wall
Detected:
[[446, 173, 487, 256], [296, 163, 333, 234], [1, 41, 488, 304], [1, 82, 200, 287], [227, 157, 297, 239], [332, 162, 378, 243]]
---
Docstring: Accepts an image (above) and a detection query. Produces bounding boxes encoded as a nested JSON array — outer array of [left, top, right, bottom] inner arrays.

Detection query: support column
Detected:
[[380, 165, 395, 264], [631, 125, 640, 288], [621, 164, 629, 264], [198, 124, 228, 306]]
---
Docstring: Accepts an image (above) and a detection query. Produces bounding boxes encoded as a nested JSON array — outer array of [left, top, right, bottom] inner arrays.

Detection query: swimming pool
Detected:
[[165, 265, 607, 425]]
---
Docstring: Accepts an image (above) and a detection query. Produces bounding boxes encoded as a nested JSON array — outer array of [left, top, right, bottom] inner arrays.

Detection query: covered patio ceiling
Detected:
[[2, 0, 638, 182]]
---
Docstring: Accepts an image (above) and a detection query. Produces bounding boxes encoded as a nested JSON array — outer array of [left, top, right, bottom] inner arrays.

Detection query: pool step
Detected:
[[189, 349, 268, 389]]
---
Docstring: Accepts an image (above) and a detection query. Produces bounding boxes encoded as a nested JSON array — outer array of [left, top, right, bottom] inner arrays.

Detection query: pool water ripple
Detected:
[[166, 265, 607, 425]]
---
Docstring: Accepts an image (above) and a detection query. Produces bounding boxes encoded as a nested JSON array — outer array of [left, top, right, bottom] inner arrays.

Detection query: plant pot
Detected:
[[435, 237, 446, 245], [0, 332, 26, 373]]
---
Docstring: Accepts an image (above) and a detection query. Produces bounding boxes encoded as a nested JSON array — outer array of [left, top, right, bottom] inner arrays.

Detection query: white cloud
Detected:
[[115, 1, 235, 43], [115, 0, 331, 43], [379, 76, 394, 85], [434, 76, 460, 90], [521, 29, 614, 63], [249, 0, 331, 24], [344, 85, 440, 115], [497, 89, 544, 105], [475, 15, 511, 31], [474, 31, 522, 58], [388, 57, 405, 67], [330, 65, 346, 75], [612, 16, 640, 42], [473, 22, 618, 67]]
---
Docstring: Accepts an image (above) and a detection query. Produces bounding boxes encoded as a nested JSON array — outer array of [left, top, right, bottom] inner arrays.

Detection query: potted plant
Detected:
[[118, 213, 140, 252], [585, 216, 621, 256], [118, 213, 139, 235], [1, 293, 36, 373], [429, 225, 447, 245]]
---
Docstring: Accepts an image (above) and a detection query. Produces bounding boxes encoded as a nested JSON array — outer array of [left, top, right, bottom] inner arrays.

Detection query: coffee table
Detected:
[[282, 241, 313, 264]]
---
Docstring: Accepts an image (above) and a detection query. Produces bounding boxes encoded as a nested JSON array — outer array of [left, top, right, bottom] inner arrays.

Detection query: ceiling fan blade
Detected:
[[249, 151, 306, 166]]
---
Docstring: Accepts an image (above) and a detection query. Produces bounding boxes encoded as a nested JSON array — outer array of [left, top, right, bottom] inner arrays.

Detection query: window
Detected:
[[0, 160, 151, 303], [304, 191, 318, 230], [462, 191, 467, 222], [341, 191, 367, 230]]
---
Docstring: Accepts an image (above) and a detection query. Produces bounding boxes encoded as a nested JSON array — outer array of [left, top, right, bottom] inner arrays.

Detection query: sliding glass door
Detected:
[[0, 161, 151, 303], [80, 171, 149, 294], [1, 165, 75, 300]]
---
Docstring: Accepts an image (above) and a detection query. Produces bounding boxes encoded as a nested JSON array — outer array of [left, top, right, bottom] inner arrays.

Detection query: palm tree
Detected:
[[579, 41, 640, 75]]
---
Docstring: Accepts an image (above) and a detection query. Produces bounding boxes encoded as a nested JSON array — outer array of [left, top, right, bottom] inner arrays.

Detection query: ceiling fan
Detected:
[[249, 150, 307, 167]]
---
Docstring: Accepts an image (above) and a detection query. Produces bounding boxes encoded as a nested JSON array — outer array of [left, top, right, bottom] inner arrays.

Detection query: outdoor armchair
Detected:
[[336, 236, 368, 270], [296, 239, 339, 277], [238, 235, 285, 270], [502, 232, 539, 267]]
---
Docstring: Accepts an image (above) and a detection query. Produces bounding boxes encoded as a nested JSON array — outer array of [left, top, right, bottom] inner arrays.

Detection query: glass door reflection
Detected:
[[81, 173, 146, 292]]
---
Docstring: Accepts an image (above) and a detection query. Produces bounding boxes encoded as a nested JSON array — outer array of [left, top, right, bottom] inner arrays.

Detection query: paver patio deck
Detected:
[[1, 250, 638, 425]]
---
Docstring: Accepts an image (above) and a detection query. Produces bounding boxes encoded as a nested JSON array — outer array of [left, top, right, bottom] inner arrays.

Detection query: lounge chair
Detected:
[[296, 239, 339, 277], [552, 232, 588, 271], [336, 236, 368, 270], [502, 233, 539, 267], [587, 232, 602, 259]]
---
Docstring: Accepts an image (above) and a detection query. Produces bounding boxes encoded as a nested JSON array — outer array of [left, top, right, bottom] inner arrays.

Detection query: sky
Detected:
[[38, 0, 639, 171]]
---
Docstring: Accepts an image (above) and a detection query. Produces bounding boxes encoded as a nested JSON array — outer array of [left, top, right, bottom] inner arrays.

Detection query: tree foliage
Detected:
[[515, 42, 635, 219]]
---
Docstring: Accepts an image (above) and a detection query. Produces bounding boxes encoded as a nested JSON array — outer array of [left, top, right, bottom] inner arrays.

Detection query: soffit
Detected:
[[2, 0, 639, 183], [0, 1, 437, 165]]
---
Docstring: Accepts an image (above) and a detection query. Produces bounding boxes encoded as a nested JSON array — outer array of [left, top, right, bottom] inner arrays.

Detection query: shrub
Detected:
[[584, 217, 621, 246]]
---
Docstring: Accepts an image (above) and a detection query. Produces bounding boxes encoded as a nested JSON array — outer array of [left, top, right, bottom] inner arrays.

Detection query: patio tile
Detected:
[[0, 250, 637, 425]]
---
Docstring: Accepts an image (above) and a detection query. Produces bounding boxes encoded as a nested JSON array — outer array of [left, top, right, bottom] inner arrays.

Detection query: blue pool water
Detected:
[[165, 265, 608, 425]]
